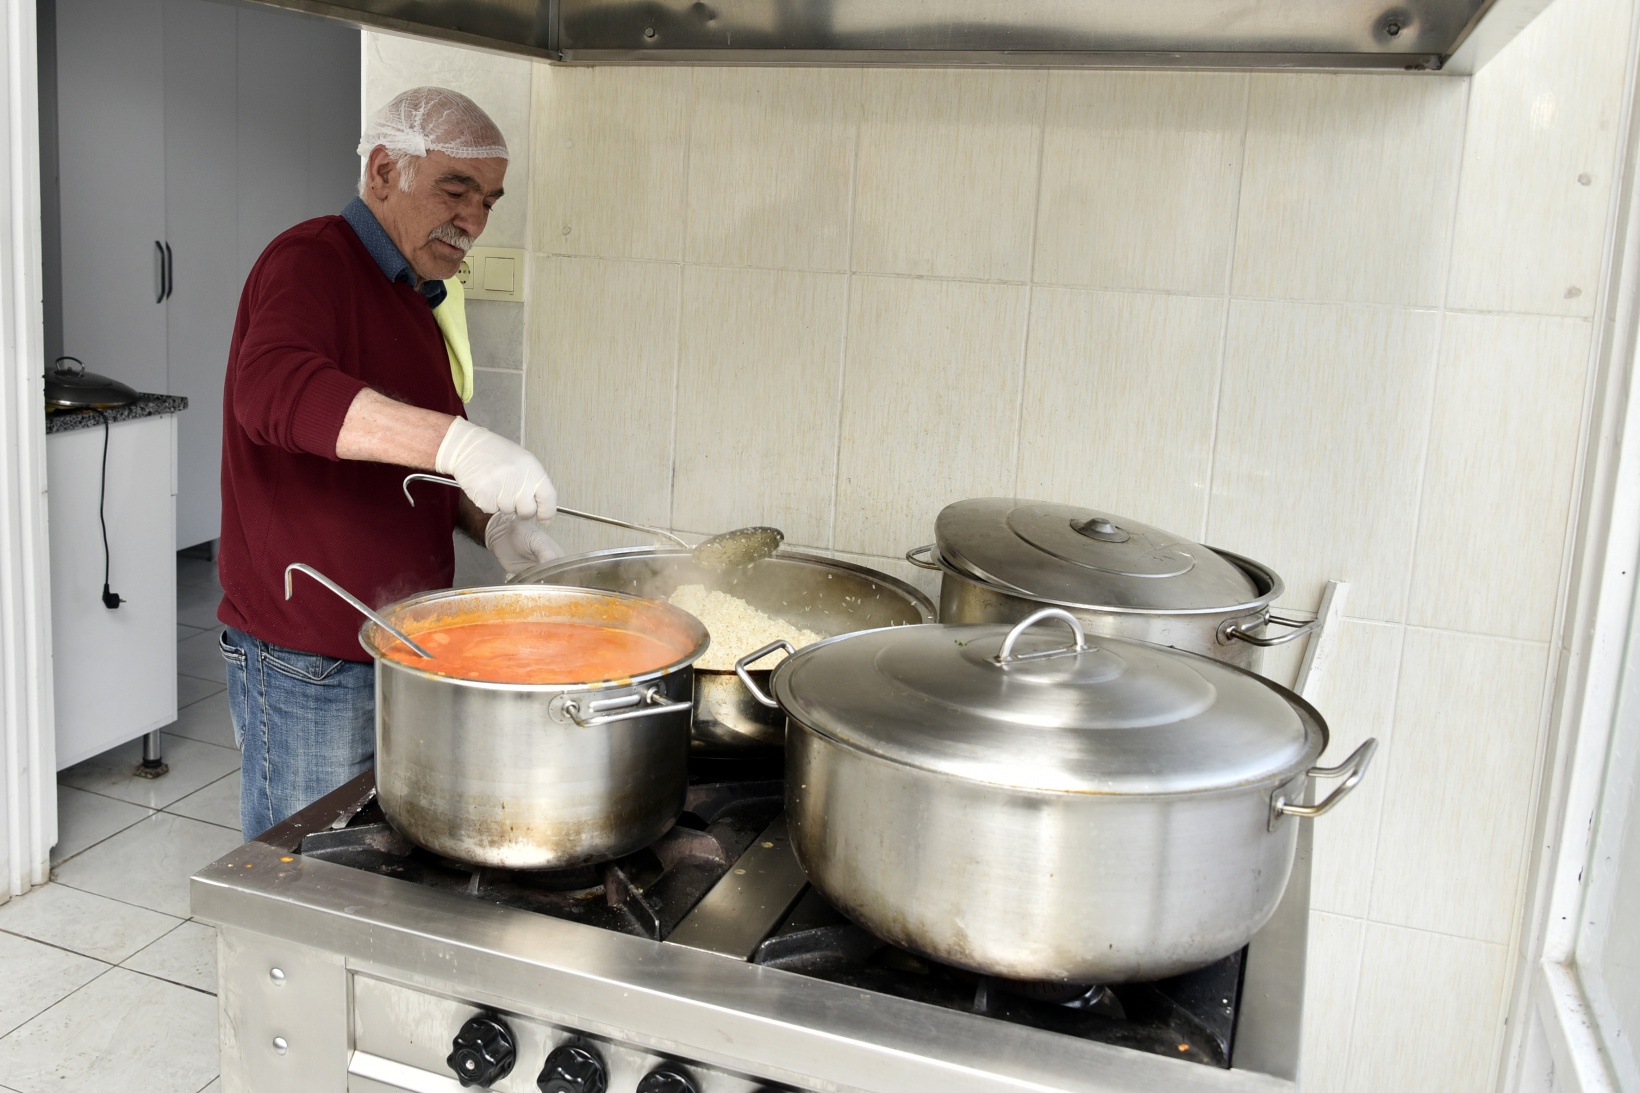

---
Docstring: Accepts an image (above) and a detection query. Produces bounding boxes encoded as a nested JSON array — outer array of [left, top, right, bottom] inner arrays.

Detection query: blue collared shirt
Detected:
[[340, 196, 447, 310]]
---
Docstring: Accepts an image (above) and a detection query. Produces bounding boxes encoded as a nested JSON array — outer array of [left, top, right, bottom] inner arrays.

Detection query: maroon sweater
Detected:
[[218, 215, 463, 661]]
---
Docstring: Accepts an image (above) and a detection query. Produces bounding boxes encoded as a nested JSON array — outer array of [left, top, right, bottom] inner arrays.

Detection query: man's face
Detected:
[[365, 147, 507, 283]]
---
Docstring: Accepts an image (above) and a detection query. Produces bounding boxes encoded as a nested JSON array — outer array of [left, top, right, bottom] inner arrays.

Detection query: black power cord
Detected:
[[97, 411, 122, 609]]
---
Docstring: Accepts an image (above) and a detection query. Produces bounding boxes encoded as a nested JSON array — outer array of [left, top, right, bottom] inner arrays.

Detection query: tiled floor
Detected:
[[0, 553, 232, 1093]]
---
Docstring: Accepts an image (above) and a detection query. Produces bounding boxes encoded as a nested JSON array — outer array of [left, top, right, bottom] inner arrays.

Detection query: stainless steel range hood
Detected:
[[249, 0, 1556, 72]]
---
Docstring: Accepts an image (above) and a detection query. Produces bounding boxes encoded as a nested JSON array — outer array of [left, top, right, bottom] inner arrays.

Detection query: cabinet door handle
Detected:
[[163, 242, 173, 301], [154, 241, 165, 304]]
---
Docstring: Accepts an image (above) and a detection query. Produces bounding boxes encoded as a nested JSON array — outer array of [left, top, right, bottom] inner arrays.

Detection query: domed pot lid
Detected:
[[933, 498, 1269, 611], [771, 609, 1325, 795]]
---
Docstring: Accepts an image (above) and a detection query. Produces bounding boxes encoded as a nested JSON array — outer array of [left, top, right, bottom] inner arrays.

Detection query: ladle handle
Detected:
[[283, 563, 433, 659], [401, 473, 690, 549]]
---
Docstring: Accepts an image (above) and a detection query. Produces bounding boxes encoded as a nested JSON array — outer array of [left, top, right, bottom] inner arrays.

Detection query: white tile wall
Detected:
[[852, 70, 1047, 282], [673, 266, 848, 546], [685, 68, 861, 272], [1035, 72, 1248, 295], [532, 66, 691, 262], [1208, 300, 1442, 621], [1408, 313, 1591, 640], [366, 0, 1628, 1077], [1016, 287, 1223, 536], [833, 276, 1028, 555], [1446, 0, 1633, 316], [1346, 923, 1510, 1092], [1370, 628, 1549, 943], [1233, 74, 1468, 307]]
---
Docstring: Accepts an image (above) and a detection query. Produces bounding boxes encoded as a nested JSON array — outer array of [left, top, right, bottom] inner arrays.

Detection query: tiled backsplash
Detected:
[[364, 0, 1634, 1081]]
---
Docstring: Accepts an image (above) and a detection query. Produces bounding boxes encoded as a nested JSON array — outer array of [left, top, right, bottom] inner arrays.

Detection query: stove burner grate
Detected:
[[750, 889, 1244, 1068], [297, 780, 784, 941]]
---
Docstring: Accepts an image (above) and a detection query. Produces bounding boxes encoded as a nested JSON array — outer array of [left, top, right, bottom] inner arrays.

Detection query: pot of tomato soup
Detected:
[[360, 585, 709, 870]]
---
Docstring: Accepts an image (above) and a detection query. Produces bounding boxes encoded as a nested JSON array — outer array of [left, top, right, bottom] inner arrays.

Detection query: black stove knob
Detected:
[[446, 1015, 517, 1088], [636, 1066, 699, 1093], [537, 1043, 608, 1093]]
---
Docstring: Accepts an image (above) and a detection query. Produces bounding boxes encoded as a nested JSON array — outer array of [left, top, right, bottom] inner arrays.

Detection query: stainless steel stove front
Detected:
[[193, 818, 1308, 1093]]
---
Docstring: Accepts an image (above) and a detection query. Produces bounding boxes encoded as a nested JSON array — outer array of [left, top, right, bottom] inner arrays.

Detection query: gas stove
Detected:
[[192, 763, 1309, 1093]]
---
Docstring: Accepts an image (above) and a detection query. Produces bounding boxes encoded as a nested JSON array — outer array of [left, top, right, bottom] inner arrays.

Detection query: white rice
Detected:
[[668, 584, 824, 670]]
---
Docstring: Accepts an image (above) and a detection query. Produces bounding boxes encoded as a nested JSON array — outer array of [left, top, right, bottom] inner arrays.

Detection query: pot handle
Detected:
[[995, 608, 1090, 665], [1219, 611, 1322, 648], [284, 563, 433, 659], [734, 641, 796, 708], [905, 544, 942, 571], [565, 685, 692, 727], [1270, 738, 1379, 828]]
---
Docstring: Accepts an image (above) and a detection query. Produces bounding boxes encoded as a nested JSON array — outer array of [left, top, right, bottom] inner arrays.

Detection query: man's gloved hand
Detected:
[[485, 513, 566, 576], [435, 418, 558, 519]]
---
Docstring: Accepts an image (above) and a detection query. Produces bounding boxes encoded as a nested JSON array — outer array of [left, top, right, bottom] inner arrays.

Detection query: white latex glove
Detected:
[[485, 513, 566, 576], [435, 418, 557, 519]]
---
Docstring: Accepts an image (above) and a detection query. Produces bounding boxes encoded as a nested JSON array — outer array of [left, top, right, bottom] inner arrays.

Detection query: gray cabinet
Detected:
[[53, 0, 361, 549]]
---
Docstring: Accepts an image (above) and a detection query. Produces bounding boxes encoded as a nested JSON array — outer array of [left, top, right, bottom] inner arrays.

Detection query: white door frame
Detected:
[[0, 0, 57, 902], [1502, 7, 1640, 1085]]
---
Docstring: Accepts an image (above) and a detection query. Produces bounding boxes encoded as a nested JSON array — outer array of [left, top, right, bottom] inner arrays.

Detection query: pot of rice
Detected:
[[511, 547, 935, 751]]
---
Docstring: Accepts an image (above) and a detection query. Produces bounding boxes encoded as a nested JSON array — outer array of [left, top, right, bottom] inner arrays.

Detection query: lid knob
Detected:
[[1071, 515, 1130, 544]]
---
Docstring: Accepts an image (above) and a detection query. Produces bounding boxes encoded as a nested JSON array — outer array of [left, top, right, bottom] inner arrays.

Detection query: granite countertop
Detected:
[[45, 393, 188, 435]]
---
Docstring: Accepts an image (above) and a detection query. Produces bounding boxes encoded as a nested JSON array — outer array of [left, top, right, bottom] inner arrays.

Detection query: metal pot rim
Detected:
[[358, 583, 710, 692], [511, 545, 936, 616], [931, 545, 1283, 616], [771, 630, 1329, 797]]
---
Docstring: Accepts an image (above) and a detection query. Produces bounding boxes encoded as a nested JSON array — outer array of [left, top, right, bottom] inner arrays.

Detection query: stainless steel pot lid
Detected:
[[768, 609, 1323, 795], [933, 498, 1264, 611]]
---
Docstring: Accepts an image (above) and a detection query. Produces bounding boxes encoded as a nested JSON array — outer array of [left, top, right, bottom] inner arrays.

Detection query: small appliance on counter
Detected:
[[43, 356, 138, 412]]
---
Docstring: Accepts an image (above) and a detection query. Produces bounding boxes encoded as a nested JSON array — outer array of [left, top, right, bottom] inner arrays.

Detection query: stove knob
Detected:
[[446, 1015, 517, 1088], [537, 1043, 608, 1093], [636, 1066, 699, 1093]]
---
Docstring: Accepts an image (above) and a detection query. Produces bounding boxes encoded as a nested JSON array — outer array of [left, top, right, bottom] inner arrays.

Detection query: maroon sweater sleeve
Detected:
[[230, 233, 370, 459]]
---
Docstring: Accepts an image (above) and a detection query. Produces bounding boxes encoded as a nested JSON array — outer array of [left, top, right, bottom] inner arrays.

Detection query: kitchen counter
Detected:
[[45, 392, 188, 435]]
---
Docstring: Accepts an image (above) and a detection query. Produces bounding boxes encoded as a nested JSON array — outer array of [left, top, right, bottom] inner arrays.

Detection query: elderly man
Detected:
[[216, 87, 558, 839]]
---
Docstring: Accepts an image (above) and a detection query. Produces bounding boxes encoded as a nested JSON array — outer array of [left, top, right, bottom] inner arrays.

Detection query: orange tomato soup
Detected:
[[384, 619, 687, 684]]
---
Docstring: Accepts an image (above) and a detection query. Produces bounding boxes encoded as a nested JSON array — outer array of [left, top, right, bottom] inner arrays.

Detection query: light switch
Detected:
[[483, 255, 515, 294], [456, 247, 526, 302]]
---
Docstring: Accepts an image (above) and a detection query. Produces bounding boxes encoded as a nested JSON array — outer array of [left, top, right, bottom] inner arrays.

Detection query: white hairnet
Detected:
[[357, 86, 508, 162]]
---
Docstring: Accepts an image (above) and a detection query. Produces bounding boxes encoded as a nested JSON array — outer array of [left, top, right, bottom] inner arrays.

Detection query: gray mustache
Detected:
[[429, 222, 475, 254]]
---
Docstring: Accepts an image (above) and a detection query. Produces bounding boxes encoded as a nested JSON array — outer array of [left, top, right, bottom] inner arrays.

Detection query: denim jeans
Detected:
[[218, 626, 375, 840]]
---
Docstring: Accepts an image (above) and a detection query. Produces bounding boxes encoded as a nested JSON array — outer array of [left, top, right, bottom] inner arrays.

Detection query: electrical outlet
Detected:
[[454, 247, 526, 302]]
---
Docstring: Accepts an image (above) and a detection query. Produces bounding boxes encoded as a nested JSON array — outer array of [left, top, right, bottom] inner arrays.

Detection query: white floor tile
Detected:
[[176, 629, 226, 685], [122, 921, 217, 994], [0, 882, 181, 964], [178, 676, 225, 709], [175, 555, 219, 592], [59, 733, 240, 811], [0, 932, 108, 1038], [52, 814, 244, 919], [0, 966, 218, 1093], [177, 583, 221, 631], [51, 786, 154, 866], [165, 690, 236, 751], [195, 1081, 220, 1093], [177, 624, 204, 640], [165, 771, 240, 832]]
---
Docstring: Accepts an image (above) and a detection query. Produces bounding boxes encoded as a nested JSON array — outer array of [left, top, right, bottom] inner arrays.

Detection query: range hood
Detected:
[[249, 0, 1556, 72]]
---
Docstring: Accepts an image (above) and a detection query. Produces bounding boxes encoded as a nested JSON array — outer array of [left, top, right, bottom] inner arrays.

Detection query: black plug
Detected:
[[101, 583, 123, 609]]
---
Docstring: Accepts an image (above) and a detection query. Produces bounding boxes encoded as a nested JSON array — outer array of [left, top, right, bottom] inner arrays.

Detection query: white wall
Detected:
[[0, 0, 58, 901], [364, 0, 1638, 1082]]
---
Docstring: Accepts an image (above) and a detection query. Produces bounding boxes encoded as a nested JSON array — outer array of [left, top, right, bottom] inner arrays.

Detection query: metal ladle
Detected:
[[284, 563, 433, 659], [401, 474, 785, 570]]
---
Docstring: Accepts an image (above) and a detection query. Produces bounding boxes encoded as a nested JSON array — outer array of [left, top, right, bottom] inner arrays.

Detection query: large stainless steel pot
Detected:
[[908, 498, 1317, 671], [354, 584, 709, 870], [738, 609, 1375, 983], [512, 548, 934, 752]]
